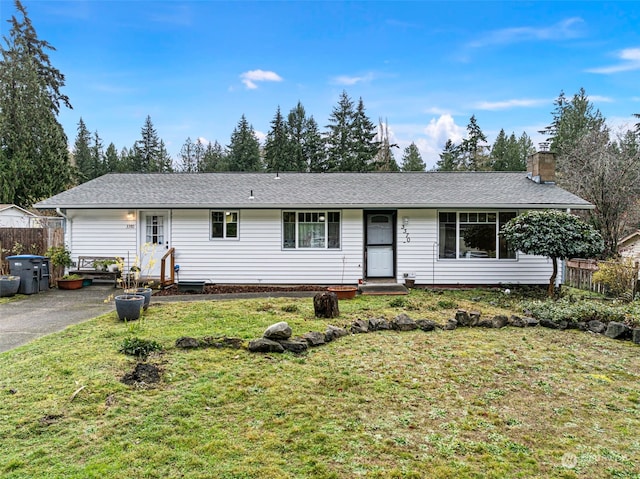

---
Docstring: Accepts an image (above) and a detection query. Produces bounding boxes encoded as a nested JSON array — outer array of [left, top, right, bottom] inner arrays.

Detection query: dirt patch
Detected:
[[121, 362, 161, 386], [154, 284, 324, 296]]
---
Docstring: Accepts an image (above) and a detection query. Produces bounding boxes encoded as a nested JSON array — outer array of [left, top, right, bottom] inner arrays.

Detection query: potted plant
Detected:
[[57, 274, 84, 290], [327, 256, 358, 300], [0, 275, 21, 297], [93, 259, 117, 272], [46, 244, 73, 283], [108, 244, 156, 319]]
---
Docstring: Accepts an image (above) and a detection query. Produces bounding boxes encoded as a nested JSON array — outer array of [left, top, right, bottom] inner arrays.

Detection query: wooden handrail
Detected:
[[160, 247, 176, 287]]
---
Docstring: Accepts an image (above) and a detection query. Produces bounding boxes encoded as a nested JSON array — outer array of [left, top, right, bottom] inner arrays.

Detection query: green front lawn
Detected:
[[1, 290, 639, 478]]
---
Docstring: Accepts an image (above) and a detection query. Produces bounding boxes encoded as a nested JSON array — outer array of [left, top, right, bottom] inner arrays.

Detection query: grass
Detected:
[[1, 289, 639, 478]]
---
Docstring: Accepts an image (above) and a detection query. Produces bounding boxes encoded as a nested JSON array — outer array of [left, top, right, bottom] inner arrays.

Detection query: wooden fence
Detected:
[[564, 258, 639, 297], [0, 227, 64, 274]]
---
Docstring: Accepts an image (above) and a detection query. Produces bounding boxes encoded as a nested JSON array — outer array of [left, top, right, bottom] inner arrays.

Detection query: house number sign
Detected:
[[401, 224, 411, 243]]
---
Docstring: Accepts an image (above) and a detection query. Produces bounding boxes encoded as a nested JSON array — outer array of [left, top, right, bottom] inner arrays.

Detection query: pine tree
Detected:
[[285, 102, 312, 172], [401, 142, 426, 171], [131, 115, 162, 172], [179, 137, 197, 173], [90, 130, 105, 179], [227, 115, 262, 171], [351, 98, 380, 171], [104, 143, 119, 173], [157, 140, 173, 172], [0, 0, 73, 206], [73, 118, 92, 182], [459, 115, 489, 170], [201, 141, 228, 172], [264, 106, 291, 171], [305, 117, 326, 172], [325, 91, 356, 172], [436, 139, 460, 171], [371, 119, 399, 171]]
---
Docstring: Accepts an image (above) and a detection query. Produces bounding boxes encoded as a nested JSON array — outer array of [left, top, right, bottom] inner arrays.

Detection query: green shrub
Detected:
[[281, 304, 299, 313], [593, 259, 638, 299], [523, 299, 627, 324], [119, 337, 163, 359], [436, 299, 458, 309], [389, 297, 407, 308]]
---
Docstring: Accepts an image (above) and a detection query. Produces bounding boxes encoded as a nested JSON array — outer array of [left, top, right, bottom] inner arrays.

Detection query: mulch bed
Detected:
[[154, 284, 325, 296]]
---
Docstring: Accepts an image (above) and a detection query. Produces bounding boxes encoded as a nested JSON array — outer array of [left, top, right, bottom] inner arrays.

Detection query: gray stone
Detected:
[[368, 317, 391, 331], [248, 338, 285, 353], [455, 310, 470, 327], [391, 313, 418, 331], [605, 322, 631, 340], [587, 320, 606, 334], [632, 328, 640, 345], [303, 331, 327, 346], [523, 317, 539, 327], [576, 322, 588, 331], [416, 319, 438, 331], [469, 311, 482, 327], [477, 318, 494, 328], [508, 315, 526, 328], [350, 319, 369, 334], [491, 315, 509, 329], [539, 318, 559, 329], [443, 319, 457, 330], [324, 325, 348, 342], [278, 339, 308, 354], [175, 336, 200, 349], [264, 321, 292, 340]]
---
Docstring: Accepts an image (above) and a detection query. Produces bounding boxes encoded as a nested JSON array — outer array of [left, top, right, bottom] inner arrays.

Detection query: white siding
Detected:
[[395, 209, 553, 286], [65, 207, 553, 285], [66, 209, 137, 264], [171, 209, 364, 284]]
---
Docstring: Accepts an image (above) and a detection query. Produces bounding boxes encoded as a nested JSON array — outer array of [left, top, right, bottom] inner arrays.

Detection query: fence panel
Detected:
[[0, 227, 64, 274], [564, 258, 639, 297]]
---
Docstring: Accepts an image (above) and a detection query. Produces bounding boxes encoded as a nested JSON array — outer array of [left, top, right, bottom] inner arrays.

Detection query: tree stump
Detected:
[[314, 291, 339, 318]]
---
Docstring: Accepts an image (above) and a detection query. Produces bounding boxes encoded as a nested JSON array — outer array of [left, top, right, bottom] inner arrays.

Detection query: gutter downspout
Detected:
[[56, 208, 71, 251]]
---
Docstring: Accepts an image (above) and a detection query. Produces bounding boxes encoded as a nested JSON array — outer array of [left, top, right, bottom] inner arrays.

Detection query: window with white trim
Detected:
[[211, 211, 238, 239], [282, 211, 341, 249], [438, 211, 516, 259]]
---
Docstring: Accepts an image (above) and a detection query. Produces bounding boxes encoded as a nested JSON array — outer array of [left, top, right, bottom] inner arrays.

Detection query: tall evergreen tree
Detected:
[[0, 0, 73, 206], [157, 139, 173, 172], [73, 118, 92, 182], [401, 142, 426, 171], [264, 106, 291, 172], [305, 117, 326, 172], [351, 97, 380, 171], [89, 130, 105, 179], [104, 142, 120, 173], [489, 129, 530, 171], [286, 102, 312, 172], [179, 137, 197, 173], [227, 115, 262, 171], [200, 141, 228, 172], [371, 119, 399, 171], [459, 114, 489, 170], [325, 91, 356, 172], [436, 139, 460, 171], [131, 115, 161, 172]]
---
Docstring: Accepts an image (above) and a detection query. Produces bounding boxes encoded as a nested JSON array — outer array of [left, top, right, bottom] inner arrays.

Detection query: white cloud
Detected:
[[423, 114, 465, 146], [469, 17, 584, 48], [474, 98, 548, 111], [196, 137, 210, 146], [331, 72, 375, 86], [587, 95, 614, 103], [587, 48, 640, 74], [240, 70, 283, 89]]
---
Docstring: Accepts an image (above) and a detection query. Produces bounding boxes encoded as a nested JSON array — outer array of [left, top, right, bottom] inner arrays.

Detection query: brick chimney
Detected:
[[527, 151, 556, 184]]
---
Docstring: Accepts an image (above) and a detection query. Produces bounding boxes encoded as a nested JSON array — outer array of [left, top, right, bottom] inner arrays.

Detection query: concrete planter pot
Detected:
[[125, 287, 152, 310], [0, 275, 21, 297], [327, 285, 358, 300], [57, 278, 84, 290], [114, 294, 145, 321]]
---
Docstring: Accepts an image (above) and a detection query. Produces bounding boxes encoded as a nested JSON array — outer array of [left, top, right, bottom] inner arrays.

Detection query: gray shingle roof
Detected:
[[34, 172, 593, 210]]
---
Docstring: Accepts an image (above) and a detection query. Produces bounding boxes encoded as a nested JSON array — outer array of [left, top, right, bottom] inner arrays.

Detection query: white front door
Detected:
[[366, 213, 395, 277], [139, 211, 170, 278]]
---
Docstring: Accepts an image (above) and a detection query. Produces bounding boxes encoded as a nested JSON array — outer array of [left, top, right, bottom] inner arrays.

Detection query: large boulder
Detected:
[[491, 315, 509, 329], [455, 310, 470, 327], [390, 313, 418, 331], [248, 338, 285, 353], [264, 322, 292, 340], [368, 317, 391, 331], [350, 319, 369, 334], [604, 322, 631, 340], [278, 339, 308, 354], [415, 319, 438, 331], [302, 331, 327, 346]]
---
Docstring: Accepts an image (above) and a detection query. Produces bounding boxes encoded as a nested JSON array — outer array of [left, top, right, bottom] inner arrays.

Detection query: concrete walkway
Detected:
[[0, 284, 319, 353]]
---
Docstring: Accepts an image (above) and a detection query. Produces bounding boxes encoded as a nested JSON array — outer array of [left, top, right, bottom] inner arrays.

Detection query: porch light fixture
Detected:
[[126, 210, 136, 220]]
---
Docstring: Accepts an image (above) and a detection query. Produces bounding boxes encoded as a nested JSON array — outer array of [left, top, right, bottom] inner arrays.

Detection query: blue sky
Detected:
[[3, 1, 640, 169]]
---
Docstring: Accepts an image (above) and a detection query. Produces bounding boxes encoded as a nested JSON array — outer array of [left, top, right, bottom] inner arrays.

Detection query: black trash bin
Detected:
[[40, 257, 51, 291], [7, 255, 45, 295]]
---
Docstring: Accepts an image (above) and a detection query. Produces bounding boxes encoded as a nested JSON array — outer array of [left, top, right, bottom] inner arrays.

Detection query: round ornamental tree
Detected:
[[500, 210, 604, 296]]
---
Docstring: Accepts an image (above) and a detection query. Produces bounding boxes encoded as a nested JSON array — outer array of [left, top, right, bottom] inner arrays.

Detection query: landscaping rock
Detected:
[[390, 313, 418, 331], [576, 322, 588, 331], [605, 322, 631, 340], [477, 318, 494, 328], [469, 311, 482, 327], [416, 319, 438, 331], [539, 319, 559, 329], [303, 331, 326, 346], [278, 339, 308, 354], [455, 310, 470, 327], [175, 337, 200, 349], [632, 329, 640, 345], [202, 336, 244, 349], [587, 320, 606, 334], [313, 292, 339, 318], [264, 322, 292, 340], [248, 338, 285, 353], [491, 315, 509, 329], [368, 317, 391, 331], [443, 318, 457, 330], [324, 325, 348, 342], [350, 319, 370, 334], [509, 315, 526, 328], [523, 317, 539, 327]]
